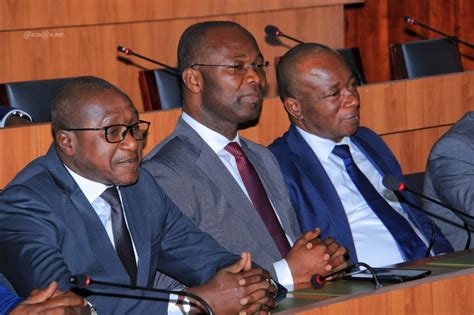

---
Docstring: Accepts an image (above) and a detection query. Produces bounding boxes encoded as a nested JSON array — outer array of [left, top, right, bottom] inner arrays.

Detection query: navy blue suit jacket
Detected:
[[269, 125, 453, 262], [0, 145, 239, 313]]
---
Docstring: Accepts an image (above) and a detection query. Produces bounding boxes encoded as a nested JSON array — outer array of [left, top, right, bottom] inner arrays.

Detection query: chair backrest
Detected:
[[335, 47, 366, 85], [390, 38, 464, 80], [403, 172, 426, 209], [139, 68, 182, 111], [0, 77, 74, 123]]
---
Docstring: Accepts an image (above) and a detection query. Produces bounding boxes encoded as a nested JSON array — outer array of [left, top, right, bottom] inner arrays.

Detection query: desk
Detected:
[[276, 250, 474, 314]]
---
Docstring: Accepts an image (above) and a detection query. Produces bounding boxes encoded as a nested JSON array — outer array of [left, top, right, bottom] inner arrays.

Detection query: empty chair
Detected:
[[390, 38, 464, 80], [139, 68, 182, 111], [0, 77, 74, 123]]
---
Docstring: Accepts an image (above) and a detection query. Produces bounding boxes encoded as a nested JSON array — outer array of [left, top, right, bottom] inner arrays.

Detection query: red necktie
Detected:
[[225, 142, 291, 257]]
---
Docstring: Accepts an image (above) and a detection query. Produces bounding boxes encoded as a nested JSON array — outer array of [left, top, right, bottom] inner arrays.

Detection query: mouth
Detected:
[[117, 156, 140, 166], [343, 113, 360, 123], [239, 92, 262, 104]]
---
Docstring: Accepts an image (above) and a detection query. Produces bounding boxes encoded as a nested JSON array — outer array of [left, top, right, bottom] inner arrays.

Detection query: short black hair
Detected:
[[177, 21, 255, 75], [51, 76, 130, 135], [277, 43, 344, 101]]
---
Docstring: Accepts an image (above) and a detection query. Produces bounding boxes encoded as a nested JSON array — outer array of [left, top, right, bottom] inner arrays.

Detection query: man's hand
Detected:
[[187, 252, 277, 314], [10, 281, 88, 315], [286, 228, 334, 284], [321, 237, 351, 280]]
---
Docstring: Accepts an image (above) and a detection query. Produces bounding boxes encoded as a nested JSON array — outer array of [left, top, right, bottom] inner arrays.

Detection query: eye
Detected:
[[231, 64, 245, 70], [325, 90, 341, 98], [106, 125, 123, 136]]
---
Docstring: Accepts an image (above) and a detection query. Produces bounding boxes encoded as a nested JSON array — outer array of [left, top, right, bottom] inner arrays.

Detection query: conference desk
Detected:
[[276, 250, 474, 314]]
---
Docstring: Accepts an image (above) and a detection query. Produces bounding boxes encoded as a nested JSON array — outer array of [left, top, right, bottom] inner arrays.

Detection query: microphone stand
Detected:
[[404, 16, 474, 49], [117, 46, 178, 73]]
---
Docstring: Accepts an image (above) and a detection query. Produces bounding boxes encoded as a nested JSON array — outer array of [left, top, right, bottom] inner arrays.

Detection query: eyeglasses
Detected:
[[190, 61, 270, 75], [64, 120, 151, 143]]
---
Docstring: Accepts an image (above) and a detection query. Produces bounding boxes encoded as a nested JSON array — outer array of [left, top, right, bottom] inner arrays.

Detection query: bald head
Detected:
[[51, 76, 131, 135], [277, 43, 349, 102], [177, 21, 258, 76]]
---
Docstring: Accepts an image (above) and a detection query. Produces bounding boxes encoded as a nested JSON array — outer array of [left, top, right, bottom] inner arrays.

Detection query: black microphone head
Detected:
[[404, 16, 416, 25], [310, 274, 326, 289], [117, 46, 132, 55], [70, 275, 92, 287], [382, 175, 405, 192], [264, 25, 281, 37]]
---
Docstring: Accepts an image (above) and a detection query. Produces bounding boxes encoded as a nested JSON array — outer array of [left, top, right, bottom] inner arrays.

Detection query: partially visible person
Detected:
[[2, 281, 86, 315], [424, 111, 474, 251], [144, 21, 349, 291], [269, 43, 453, 267], [0, 107, 32, 127], [0, 76, 278, 314]]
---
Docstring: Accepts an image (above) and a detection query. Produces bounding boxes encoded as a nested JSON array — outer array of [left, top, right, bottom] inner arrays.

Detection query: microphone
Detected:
[[70, 275, 213, 314], [117, 46, 178, 73], [311, 262, 382, 289], [383, 175, 474, 249], [264, 25, 304, 45], [403, 16, 474, 49]]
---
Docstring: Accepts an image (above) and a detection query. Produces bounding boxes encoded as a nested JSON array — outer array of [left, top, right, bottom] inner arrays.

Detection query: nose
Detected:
[[120, 129, 140, 151], [244, 65, 265, 87], [342, 87, 359, 108]]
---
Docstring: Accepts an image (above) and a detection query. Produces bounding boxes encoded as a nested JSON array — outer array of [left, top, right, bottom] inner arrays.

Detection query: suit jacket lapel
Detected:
[[120, 185, 151, 286], [175, 120, 282, 260], [286, 126, 358, 257], [45, 146, 136, 283]]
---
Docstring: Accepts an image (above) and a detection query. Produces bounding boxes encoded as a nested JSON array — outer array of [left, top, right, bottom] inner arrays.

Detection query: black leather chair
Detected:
[[139, 68, 181, 111], [390, 38, 464, 80], [403, 172, 426, 209], [0, 77, 74, 123], [336, 47, 366, 85]]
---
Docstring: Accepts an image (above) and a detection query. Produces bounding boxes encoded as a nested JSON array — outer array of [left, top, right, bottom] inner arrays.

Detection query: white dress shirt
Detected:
[[296, 126, 429, 267], [65, 166, 187, 314], [182, 112, 295, 291]]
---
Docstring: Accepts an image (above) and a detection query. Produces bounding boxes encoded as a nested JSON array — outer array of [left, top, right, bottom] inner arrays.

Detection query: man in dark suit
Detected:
[[269, 43, 453, 266], [0, 76, 278, 314], [143, 21, 349, 291], [424, 111, 474, 251]]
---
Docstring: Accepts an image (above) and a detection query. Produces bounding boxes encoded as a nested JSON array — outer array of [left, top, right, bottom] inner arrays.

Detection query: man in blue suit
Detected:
[[0, 76, 279, 314], [269, 43, 453, 266]]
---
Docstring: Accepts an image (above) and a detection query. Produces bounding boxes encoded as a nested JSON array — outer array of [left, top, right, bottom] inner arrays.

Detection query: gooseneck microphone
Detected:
[[70, 275, 213, 314], [117, 46, 178, 73], [382, 175, 474, 250], [264, 25, 304, 45], [404, 16, 474, 49], [311, 262, 382, 289]]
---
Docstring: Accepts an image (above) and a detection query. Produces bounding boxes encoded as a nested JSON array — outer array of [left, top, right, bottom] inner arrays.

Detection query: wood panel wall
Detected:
[[345, 0, 474, 83], [1, 71, 472, 188], [0, 0, 361, 112]]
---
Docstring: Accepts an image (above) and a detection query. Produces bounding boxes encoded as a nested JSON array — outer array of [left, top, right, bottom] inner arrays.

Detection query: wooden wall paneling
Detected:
[[0, 0, 361, 31], [0, 4, 349, 111], [344, 0, 474, 83], [381, 126, 452, 174]]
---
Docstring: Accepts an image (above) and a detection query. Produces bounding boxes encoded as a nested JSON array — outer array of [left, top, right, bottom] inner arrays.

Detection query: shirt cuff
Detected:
[[273, 258, 294, 292]]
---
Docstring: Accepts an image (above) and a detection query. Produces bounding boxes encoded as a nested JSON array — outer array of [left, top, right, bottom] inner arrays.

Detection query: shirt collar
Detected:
[[64, 165, 111, 203], [182, 112, 240, 153], [295, 126, 351, 162]]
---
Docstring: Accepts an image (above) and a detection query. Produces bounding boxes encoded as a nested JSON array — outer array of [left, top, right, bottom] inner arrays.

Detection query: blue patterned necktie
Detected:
[[332, 144, 427, 261], [101, 187, 137, 285]]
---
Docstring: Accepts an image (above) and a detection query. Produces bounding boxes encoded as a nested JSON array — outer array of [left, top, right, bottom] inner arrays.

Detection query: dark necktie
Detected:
[[332, 144, 427, 261], [101, 187, 137, 285], [225, 142, 291, 257]]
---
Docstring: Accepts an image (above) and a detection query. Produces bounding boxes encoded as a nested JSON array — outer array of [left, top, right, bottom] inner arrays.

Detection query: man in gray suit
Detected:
[[424, 111, 474, 251], [0, 76, 279, 314], [143, 21, 348, 291]]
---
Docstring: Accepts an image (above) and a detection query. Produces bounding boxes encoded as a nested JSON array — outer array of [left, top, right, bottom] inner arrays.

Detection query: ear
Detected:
[[283, 97, 304, 121], [55, 130, 75, 156], [182, 68, 201, 93]]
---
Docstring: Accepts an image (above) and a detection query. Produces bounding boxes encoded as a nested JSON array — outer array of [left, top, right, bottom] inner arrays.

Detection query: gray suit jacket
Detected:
[[143, 117, 302, 280], [0, 145, 239, 314], [424, 111, 474, 250]]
